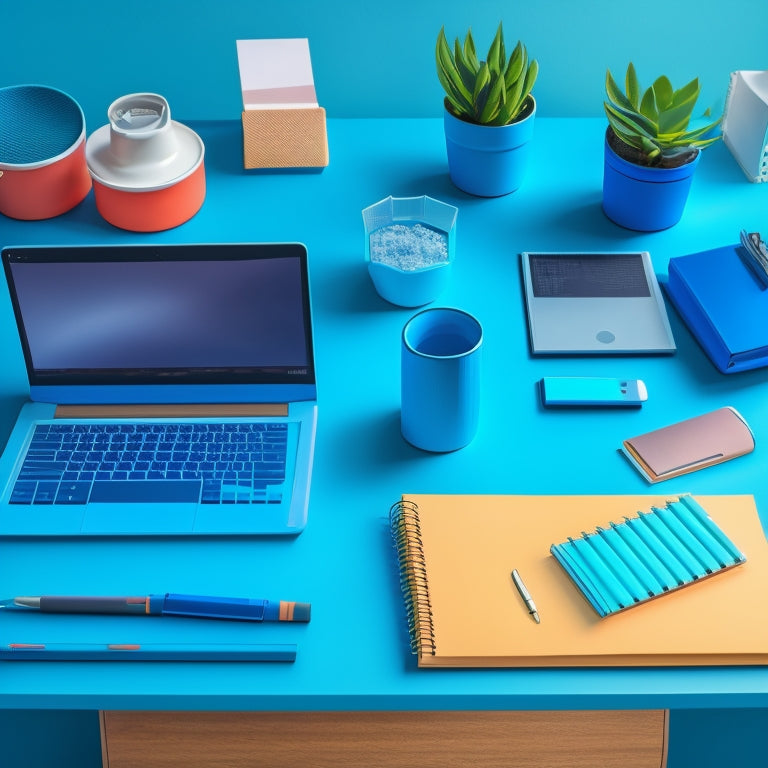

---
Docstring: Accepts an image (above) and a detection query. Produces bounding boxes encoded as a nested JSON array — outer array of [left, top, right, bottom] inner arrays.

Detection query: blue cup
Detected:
[[401, 307, 482, 452]]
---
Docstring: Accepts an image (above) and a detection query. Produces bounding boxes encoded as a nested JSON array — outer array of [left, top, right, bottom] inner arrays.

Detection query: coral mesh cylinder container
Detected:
[[0, 84, 92, 220], [86, 93, 205, 232]]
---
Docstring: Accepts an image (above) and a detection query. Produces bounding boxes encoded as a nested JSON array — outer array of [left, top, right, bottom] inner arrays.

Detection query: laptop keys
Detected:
[[9, 422, 288, 506]]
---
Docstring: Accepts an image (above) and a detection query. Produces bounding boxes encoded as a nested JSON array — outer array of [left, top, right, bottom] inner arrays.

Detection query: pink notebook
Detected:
[[621, 406, 755, 483]]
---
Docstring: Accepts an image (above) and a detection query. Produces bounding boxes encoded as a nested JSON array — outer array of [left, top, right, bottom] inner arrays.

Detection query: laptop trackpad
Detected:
[[81, 499, 198, 534], [90, 480, 201, 503]]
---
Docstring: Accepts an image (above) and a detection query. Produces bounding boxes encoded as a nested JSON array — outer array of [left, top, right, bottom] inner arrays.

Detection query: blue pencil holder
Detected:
[[401, 307, 482, 452]]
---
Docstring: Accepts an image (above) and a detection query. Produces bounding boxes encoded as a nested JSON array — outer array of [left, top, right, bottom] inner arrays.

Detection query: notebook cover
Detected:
[[666, 244, 768, 372], [621, 407, 755, 483], [390, 494, 768, 668]]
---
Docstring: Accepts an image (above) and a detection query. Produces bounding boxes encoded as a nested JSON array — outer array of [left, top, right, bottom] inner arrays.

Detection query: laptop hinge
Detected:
[[53, 403, 290, 418]]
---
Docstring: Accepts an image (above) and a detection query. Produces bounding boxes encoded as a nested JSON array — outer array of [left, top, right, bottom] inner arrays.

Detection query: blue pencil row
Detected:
[[550, 495, 746, 618]]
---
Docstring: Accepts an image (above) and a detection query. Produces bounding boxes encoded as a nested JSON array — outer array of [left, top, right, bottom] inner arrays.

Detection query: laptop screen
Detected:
[[2, 243, 315, 389]]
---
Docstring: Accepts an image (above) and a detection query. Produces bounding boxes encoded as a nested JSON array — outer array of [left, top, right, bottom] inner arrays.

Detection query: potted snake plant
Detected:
[[436, 23, 538, 197], [603, 63, 721, 231]]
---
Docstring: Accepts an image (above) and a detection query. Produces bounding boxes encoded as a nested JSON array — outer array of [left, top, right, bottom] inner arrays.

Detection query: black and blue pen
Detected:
[[0, 594, 311, 622]]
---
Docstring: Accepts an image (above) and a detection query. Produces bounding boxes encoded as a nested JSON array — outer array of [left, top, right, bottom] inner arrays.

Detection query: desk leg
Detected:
[[667, 709, 768, 768]]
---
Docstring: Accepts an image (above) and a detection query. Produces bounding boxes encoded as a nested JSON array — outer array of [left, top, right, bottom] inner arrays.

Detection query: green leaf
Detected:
[[472, 62, 492, 119], [605, 102, 657, 142], [522, 59, 538, 98], [655, 80, 699, 134], [486, 23, 504, 78], [504, 41, 525, 89], [480, 71, 505, 124], [671, 78, 700, 109], [454, 39, 478, 94], [496, 97, 516, 127], [657, 99, 697, 135], [606, 69, 638, 115], [605, 62, 721, 158], [508, 67, 526, 111], [651, 76, 674, 111], [463, 29, 479, 71], [436, 23, 538, 126], [674, 118, 722, 148], [639, 87, 658, 124], [625, 63, 640, 108], [436, 28, 473, 114]]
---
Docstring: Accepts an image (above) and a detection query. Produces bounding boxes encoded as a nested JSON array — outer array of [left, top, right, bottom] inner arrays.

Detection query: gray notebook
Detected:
[[520, 251, 676, 355]]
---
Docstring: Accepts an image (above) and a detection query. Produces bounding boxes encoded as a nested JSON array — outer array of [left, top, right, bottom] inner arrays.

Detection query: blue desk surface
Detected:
[[0, 118, 766, 711]]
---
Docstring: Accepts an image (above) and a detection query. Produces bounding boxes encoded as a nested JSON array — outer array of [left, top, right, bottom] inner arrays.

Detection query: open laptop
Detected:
[[0, 243, 317, 536]]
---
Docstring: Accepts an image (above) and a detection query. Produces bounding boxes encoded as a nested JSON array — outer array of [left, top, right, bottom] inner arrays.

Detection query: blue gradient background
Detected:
[[1, 0, 766, 128]]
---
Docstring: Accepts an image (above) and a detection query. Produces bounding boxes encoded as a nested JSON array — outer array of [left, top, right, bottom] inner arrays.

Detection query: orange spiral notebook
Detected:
[[389, 494, 768, 668]]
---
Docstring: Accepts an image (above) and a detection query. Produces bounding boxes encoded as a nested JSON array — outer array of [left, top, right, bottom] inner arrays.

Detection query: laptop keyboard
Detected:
[[9, 422, 289, 506]]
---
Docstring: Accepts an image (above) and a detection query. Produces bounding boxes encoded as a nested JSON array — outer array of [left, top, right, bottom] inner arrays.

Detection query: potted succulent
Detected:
[[603, 63, 721, 231], [436, 23, 538, 197]]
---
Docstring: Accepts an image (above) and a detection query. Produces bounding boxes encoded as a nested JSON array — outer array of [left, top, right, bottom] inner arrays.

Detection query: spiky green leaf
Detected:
[[606, 70, 638, 115], [605, 63, 721, 160], [657, 99, 697, 135], [521, 59, 538, 101], [504, 41, 525, 90], [671, 78, 700, 109], [436, 27, 474, 116], [605, 102, 657, 143], [605, 96, 658, 137], [486, 23, 504, 78], [479, 70, 505, 124], [472, 62, 492, 119], [436, 23, 536, 126], [463, 29, 479, 71], [453, 38, 478, 94]]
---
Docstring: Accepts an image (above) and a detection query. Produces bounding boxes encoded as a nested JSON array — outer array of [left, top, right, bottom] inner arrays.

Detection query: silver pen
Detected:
[[511, 569, 540, 624]]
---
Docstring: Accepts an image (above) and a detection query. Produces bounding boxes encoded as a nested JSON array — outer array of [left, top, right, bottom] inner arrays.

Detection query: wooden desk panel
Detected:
[[101, 709, 668, 768]]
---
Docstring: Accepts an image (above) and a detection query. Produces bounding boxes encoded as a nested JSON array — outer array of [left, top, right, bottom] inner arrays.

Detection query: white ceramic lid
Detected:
[[85, 93, 204, 191]]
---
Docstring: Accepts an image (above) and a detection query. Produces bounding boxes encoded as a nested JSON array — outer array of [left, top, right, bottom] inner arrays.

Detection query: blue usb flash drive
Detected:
[[540, 377, 648, 407]]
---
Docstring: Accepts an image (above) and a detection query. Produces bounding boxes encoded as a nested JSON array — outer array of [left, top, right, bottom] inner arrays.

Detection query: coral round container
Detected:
[[0, 84, 92, 220], [86, 93, 205, 232]]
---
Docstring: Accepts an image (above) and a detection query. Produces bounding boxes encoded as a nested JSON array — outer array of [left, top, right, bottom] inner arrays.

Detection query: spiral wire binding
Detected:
[[389, 500, 436, 657]]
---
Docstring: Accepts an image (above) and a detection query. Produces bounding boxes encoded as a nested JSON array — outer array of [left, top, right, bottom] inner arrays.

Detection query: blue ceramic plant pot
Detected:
[[443, 97, 536, 197], [602, 131, 700, 231]]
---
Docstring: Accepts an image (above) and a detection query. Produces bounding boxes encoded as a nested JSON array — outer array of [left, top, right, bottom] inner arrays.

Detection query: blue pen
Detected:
[[564, 535, 626, 614], [637, 509, 707, 580], [650, 505, 720, 575], [551, 542, 614, 616], [594, 526, 653, 599], [0, 642, 297, 661], [0, 594, 311, 622], [608, 520, 668, 595], [673, 496, 746, 566], [623, 514, 690, 587], [578, 531, 637, 609]]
